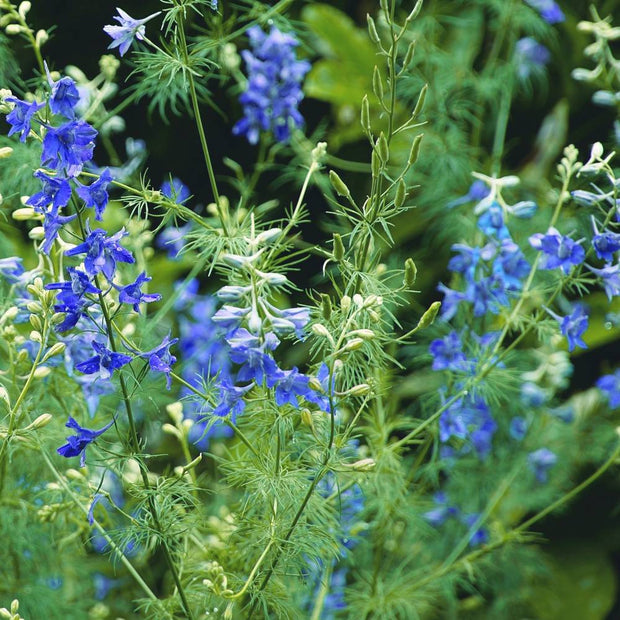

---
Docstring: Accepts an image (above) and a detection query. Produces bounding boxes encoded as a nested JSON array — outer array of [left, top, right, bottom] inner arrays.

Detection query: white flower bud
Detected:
[[33, 366, 51, 379]]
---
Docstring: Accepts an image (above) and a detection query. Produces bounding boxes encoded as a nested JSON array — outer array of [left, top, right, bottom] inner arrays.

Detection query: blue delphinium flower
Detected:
[[41, 119, 98, 176], [5, 96, 44, 142], [447, 179, 490, 208], [587, 263, 620, 301], [26, 171, 72, 212], [269, 366, 312, 407], [76, 341, 132, 380], [515, 37, 550, 80], [135, 334, 178, 389], [509, 416, 528, 441], [116, 271, 162, 312], [429, 331, 467, 372], [546, 304, 589, 352], [423, 491, 460, 526], [47, 71, 80, 118], [525, 0, 565, 24], [529, 227, 585, 274], [477, 203, 511, 239], [161, 177, 191, 204], [57, 416, 115, 467], [591, 217, 620, 262], [212, 378, 253, 418], [104, 8, 161, 57], [233, 25, 311, 144], [597, 370, 620, 409], [65, 225, 135, 281], [528, 448, 557, 482], [227, 328, 280, 384], [76, 168, 113, 221], [462, 513, 489, 547], [42, 209, 77, 255]]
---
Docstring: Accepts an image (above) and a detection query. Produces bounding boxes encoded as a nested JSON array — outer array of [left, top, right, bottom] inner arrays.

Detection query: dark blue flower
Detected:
[[587, 263, 620, 301], [47, 72, 80, 118], [270, 366, 312, 407], [528, 448, 557, 483], [5, 96, 44, 142], [429, 331, 467, 372], [546, 304, 588, 352], [437, 283, 468, 321], [509, 416, 528, 441], [529, 227, 585, 274], [65, 225, 135, 281], [525, 0, 565, 24], [76, 168, 113, 220], [116, 271, 161, 312], [213, 378, 253, 418], [493, 239, 530, 291], [136, 334, 178, 389], [41, 119, 98, 176], [447, 180, 490, 209], [75, 341, 132, 380], [26, 171, 72, 212], [161, 177, 190, 204], [591, 219, 620, 262], [42, 209, 77, 255], [227, 328, 280, 384], [477, 203, 510, 239], [597, 370, 620, 409], [462, 513, 489, 547], [104, 8, 161, 57], [233, 25, 311, 144], [57, 416, 115, 467]]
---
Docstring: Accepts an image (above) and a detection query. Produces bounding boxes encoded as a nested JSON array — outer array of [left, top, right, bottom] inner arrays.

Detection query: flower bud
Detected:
[[360, 94, 371, 135], [29, 329, 42, 343], [343, 337, 364, 352], [35, 28, 48, 46], [416, 301, 441, 330], [408, 133, 423, 167], [311, 323, 331, 338], [367, 15, 380, 44], [311, 141, 327, 162], [376, 132, 389, 163], [329, 170, 351, 199], [394, 179, 407, 208], [12, 207, 39, 221], [33, 366, 51, 379], [0, 386, 10, 409], [346, 383, 371, 396], [166, 402, 184, 424], [163, 423, 182, 438], [25, 413, 52, 430], [0, 146, 12, 158], [42, 342, 65, 362], [333, 233, 345, 261], [254, 228, 282, 245], [321, 294, 332, 321], [29, 226, 45, 240], [340, 295, 351, 311], [5, 24, 24, 35], [18, 2, 31, 19], [352, 329, 375, 340], [372, 66, 384, 102], [29, 314, 43, 331], [404, 258, 417, 286]]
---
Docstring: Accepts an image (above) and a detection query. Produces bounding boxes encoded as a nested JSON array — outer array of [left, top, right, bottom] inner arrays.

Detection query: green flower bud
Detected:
[[376, 132, 389, 163], [333, 233, 345, 261], [367, 15, 380, 44], [404, 258, 417, 286], [329, 170, 352, 199], [394, 178, 407, 208], [361, 94, 371, 135], [417, 301, 441, 329], [408, 133, 423, 167], [372, 66, 384, 102]]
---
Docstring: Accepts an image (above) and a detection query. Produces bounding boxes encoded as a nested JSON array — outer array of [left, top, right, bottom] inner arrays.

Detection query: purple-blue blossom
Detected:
[[57, 416, 115, 467], [104, 8, 161, 57], [429, 331, 467, 372], [477, 203, 510, 239], [529, 227, 585, 274], [591, 218, 620, 262], [42, 209, 77, 255], [423, 491, 459, 526], [26, 171, 72, 212], [41, 119, 98, 176], [75, 341, 132, 380], [65, 225, 135, 281], [546, 304, 589, 352], [213, 378, 253, 418], [515, 38, 550, 80], [47, 72, 80, 118], [597, 370, 620, 409], [525, 0, 565, 24], [76, 168, 113, 221], [5, 96, 44, 142], [135, 334, 178, 389], [587, 263, 620, 301], [233, 25, 311, 144], [116, 271, 161, 312]]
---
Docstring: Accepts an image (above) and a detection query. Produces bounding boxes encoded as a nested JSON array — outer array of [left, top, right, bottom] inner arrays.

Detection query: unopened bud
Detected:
[[5, 24, 24, 35], [333, 233, 345, 261], [352, 329, 374, 340], [0, 386, 9, 408], [394, 179, 407, 208], [162, 423, 182, 439], [33, 366, 51, 379], [372, 66, 384, 101], [404, 258, 417, 286], [12, 207, 39, 221], [321, 294, 332, 321], [42, 342, 65, 362], [311, 323, 331, 339], [26, 413, 52, 430], [347, 383, 371, 396], [367, 15, 380, 43], [343, 337, 364, 352], [29, 329, 42, 343], [301, 409, 314, 428], [376, 132, 389, 163], [341, 295, 352, 312], [18, 1, 31, 19], [361, 94, 371, 135], [311, 141, 327, 162], [0, 146, 12, 158], [35, 28, 48, 46], [346, 457, 376, 471], [329, 170, 351, 199], [29, 226, 45, 240], [408, 133, 423, 167], [29, 314, 43, 331], [166, 401, 184, 424], [416, 301, 441, 329]]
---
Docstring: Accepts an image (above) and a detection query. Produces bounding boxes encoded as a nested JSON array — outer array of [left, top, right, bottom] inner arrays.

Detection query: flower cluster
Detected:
[[233, 25, 311, 144]]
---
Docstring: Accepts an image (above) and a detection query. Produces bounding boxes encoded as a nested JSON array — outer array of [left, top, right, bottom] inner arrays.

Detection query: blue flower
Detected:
[[525, 0, 564, 24], [597, 370, 620, 409], [462, 513, 489, 547], [47, 71, 80, 118], [213, 378, 253, 418], [42, 209, 77, 255], [228, 328, 280, 384], [65, 225, 135, 281], [270, 366, 312, 407], [233, 25, 311, 144], [75, 341, 132, 380], [546, 304, 589, 352], [57, 416, 115, 467], [447, 180, 490, 208], [509, 416, 528, 441], [493, 239, 530, 291], [477, 203, 510, 239], [515, 38, 550, 80], [5, 96, 44, 142], [529, 227, 585, 274], [116, 271, 161, 312], [135, 334, 178, 389], [587, 263, 620, 301], [591, 218, 620, 262], [26, 171, 72, 212], [423, 491, 459, 526], [528, 448, 557, 483], [429, 331, 467, 372], [104, 8, 161, 57], [76, 168, 113, 220], [41, 119, 98, 176]]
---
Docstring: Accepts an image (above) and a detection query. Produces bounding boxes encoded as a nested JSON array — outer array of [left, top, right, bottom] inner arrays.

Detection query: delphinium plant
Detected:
[[1, 0, 620, 619]]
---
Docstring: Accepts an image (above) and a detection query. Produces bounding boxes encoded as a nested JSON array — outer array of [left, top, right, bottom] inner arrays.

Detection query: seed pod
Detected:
[[404, 258, 417, 286], [321, 294, 332, 321], [408, 133, 423, 167], [412, 84, 428, 119], [401, 41, 415, 72], [367, 14, 380, 44], [405, 0, 424, 24], [360, 94, 371, 135], [371, 149, 381, 177], [372, 66, 384, 102], [376, 132, 389, 163], [333, 233, 345, 261], [394, 179, 407, 208], [329, 170, 351, 199]]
